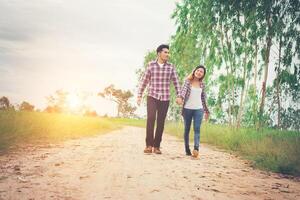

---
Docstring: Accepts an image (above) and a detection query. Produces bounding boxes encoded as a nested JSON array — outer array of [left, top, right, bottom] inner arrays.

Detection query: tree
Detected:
[[44, 105, 60, 113], [136, 50, 157, 83], [149, 0, 300, 130], [44, 90, 68, 113], [19, 101, 35, 111], [84, 110, 98, 117], [98, 85, 136, 117], [0, 96, 10, 110]]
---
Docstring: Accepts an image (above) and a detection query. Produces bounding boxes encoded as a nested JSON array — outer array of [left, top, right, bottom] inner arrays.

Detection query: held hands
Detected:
[[138, 97, 183, 106], [137, 97, 142, 106], [204, 112, 209, 121]]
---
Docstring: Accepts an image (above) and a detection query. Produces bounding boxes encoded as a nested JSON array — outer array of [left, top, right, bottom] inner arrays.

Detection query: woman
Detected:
[[178, 65, 210, 157]]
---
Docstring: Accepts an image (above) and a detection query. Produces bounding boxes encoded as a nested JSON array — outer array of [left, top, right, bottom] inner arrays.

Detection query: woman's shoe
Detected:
[[192, 150, 199, 158]]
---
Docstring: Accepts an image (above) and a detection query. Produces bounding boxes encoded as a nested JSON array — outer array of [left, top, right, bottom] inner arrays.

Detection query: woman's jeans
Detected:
[[183, 108, 204, 152]]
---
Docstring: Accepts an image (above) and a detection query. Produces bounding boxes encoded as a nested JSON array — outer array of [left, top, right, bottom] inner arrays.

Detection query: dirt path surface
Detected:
[[0, 126, 299, 200]]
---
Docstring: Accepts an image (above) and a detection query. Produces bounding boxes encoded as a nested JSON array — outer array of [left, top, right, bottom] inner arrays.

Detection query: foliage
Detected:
[[98, 85, 136, 117], [19, 101, 35, 111], [136, 0, 300, 130]]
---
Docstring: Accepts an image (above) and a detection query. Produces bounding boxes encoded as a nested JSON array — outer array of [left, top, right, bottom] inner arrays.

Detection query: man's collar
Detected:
[[155, 59, 169, 66]]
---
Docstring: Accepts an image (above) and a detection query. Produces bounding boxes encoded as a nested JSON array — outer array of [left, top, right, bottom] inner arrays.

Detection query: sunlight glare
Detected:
[[67, 93, 81, 110]]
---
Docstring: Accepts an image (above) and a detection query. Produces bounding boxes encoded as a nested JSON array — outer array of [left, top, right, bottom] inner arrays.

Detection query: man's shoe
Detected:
[[192, 150, 199, 158], [144, 146, 152, 153], [153, 147, 162, 154]]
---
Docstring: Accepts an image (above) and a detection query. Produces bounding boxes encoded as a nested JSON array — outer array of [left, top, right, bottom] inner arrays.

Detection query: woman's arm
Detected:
[[201, 83, 210, 116], [179, 79, 190, 101]]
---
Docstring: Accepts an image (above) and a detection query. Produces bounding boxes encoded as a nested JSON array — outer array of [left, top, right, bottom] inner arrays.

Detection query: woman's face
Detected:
[[194, 68, 205, 80]]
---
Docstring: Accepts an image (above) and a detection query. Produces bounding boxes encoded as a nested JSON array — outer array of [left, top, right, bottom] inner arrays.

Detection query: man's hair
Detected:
[[156, 44, 169, 54]]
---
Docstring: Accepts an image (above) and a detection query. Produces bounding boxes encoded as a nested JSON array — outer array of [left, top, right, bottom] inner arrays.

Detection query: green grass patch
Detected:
[[106, 117, 300, 176], [164, 121, 300, 176], [108, 117, 146, 127], [0, 111, 121, 153]]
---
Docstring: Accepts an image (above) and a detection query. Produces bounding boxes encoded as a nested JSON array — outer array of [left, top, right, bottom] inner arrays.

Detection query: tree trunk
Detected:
[[253, 41, 259, 129], [259, 10, 272, 128], [276, 37, 282, 129], [220, 25, 232, 125], [225, 30, 236, 125], [237, 51, 248, 128], [117, 106, 120, 118], [254, 41, 258, 92]]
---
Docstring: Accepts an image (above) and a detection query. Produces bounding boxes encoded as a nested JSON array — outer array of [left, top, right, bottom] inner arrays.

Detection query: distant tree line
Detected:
[[0, 85, 137, 118]]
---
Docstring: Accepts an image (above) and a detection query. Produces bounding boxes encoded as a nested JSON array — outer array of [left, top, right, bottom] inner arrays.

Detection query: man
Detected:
[[137, 44, 182, 154]]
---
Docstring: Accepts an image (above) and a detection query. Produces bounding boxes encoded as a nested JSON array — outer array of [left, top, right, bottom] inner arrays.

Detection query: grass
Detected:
[[109, 117, 146, 127], [111, 118, 300, 176], [0, 111, 121, 153], [1, 111, 299, 176], [164, 121, 300, 176]]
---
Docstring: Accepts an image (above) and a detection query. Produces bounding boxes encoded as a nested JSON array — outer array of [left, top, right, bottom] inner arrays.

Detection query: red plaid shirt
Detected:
[[138, 60, 181, 101]]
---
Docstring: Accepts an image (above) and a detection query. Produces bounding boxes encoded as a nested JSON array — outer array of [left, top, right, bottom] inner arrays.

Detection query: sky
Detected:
[[0, 0, 179, 116]]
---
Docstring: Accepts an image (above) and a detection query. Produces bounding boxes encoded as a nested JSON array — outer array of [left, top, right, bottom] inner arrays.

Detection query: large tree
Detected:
[[19, 101, 35, 111], [0, 96, 10, 110], [44, 90, 68, 113], [135, 0, 299, 130], [98, 85, 136, 117]]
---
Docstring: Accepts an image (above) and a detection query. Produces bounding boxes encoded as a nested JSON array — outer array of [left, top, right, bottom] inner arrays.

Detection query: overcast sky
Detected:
[[0, 0, 179, 116]]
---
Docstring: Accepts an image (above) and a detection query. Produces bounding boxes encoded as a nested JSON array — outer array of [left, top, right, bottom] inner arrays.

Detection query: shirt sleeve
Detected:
[[137, 65, 151, 98], [201, 83, 210, 114], [171, 66, 181, 97], [179, 79, 189, 100]]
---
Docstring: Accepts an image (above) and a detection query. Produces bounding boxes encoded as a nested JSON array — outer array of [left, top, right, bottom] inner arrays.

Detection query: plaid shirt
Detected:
[[138, 60, 181, 101], [179, 79, 210, 114]]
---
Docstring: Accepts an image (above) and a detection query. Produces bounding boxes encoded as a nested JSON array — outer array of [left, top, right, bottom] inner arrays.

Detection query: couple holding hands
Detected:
[[137, 44, 209, 158]]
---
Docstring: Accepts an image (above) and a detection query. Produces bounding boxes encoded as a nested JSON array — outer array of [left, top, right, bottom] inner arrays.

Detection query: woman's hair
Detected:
[[187, 65, 206, 81]]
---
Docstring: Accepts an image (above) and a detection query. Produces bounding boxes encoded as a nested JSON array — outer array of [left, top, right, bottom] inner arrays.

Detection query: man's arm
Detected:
[[137, 65, 151, 105], [171, 66, 183, 105], [171, 66, 181, 96]]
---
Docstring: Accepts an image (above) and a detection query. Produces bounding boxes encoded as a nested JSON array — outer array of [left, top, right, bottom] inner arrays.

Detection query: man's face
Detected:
[[158, 48, 169, 62]]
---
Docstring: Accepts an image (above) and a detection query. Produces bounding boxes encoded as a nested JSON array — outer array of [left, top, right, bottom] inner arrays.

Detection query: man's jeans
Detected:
[[183, 108, 204, 151]]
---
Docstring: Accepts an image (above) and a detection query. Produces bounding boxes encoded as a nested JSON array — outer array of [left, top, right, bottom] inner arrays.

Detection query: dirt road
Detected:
[[0, 127, 299, 200]]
